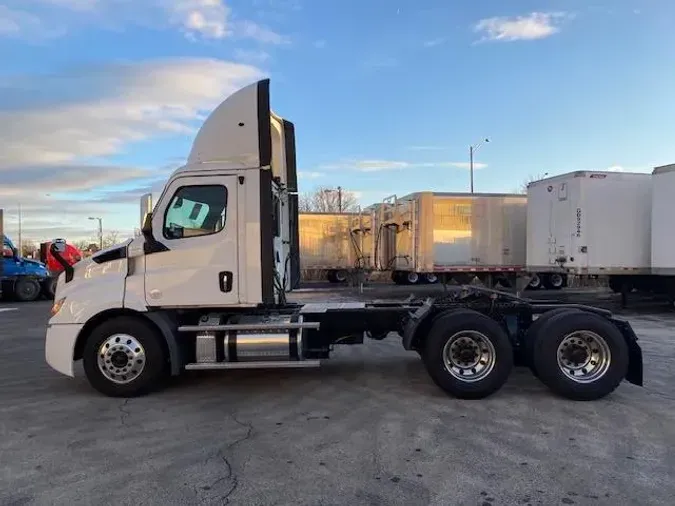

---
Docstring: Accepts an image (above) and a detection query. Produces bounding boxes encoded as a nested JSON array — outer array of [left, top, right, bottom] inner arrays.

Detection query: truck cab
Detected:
[[2, 235, 51, 301]]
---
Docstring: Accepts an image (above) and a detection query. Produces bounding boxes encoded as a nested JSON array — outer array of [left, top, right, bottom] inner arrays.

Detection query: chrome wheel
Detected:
[[529, 274, 541, 289], [556, 331, 611, 383], [407, 272, 419, 284], [97, 334, 146, 385], [442, 331, 496, 382], [425, 273, 438, 284]]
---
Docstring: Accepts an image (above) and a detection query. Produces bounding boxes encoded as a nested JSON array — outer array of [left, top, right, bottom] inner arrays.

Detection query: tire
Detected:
[[608, 276, 622, 294], [422, 309, 514, 399], [543, 273, 565, 290], [14, 278, 41, 302], [532, 311, 629, 401], [406, 272, 420, 285], [83, 316, 169, 397], [528, 274, 542, 290], [334, 270, 348, 283], [424, 273, 438, 284], [42, 278, 57, 299], [523, 308, 582, 378]]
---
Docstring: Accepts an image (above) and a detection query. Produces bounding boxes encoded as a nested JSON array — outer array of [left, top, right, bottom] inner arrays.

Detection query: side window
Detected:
[[163, 185, 228, 240]]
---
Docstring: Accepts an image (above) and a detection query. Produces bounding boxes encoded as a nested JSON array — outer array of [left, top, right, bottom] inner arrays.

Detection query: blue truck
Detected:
[[1, 234, 52, 302]]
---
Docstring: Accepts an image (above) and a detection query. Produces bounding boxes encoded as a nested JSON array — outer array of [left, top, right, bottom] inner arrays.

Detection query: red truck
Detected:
[[39, 240, 83, 298]]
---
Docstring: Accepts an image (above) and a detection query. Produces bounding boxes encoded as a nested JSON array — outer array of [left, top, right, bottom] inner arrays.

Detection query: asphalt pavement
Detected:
[[1, 293, 675, 506]]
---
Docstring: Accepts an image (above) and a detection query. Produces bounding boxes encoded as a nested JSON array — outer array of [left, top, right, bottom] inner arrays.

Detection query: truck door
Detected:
[[144, 174, 239, 307]]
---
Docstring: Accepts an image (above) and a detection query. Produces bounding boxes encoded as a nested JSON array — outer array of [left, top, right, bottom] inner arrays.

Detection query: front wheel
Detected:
[[83, 316, 169, 397], [14, 278, 41, 302], [422, 309, 514, 399], [532, 311, 629, 401]]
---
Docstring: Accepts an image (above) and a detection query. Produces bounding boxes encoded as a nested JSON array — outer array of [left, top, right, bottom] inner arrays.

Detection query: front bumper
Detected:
[[45, 323, 84, 377]]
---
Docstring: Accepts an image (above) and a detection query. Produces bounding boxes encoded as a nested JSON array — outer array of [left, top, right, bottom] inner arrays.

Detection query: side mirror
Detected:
[[141, 212, 153, 236]]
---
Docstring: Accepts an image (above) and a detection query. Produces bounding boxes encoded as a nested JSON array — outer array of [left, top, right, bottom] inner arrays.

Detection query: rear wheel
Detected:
[[422, 309, 513, 399], [334, 270, 348, 283], [14, 278, 41, 302], [528, 274, 542, 290], [544, 273, 565, 290], [406, 272, 420, 285], [423, 273, 438, 284], [531, 311, 629, 400], [523, 308, 582, 377], [83, 316, 168, 397], [42, 277, 57, 299]]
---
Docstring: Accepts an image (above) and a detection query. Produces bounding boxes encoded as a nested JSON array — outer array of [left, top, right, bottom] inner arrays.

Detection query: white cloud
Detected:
[[233, 48, 271, 63], [0, 5, 66, 40], [0, 58, 264, 169], [474, 12, 570, 42], [319, 160, 487, 173], [606, 165, 624, 172], [2, 0, 290, 44], [298, 171, 324, 180], [313, 39, 326, 49], [235, 19, 289, 44], [168, 0, 231, 39]]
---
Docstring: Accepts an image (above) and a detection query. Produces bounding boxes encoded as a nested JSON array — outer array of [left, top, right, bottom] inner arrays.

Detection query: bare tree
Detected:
[[73, 240, 90, 251], [298, 186, 359, 213], [21, 240, 37, 258], [517, 172, 550, 194], [102, 231, 120, 248]]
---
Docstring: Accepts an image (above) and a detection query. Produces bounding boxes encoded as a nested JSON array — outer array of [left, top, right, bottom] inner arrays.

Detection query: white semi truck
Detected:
[[45, 79, 644, 401]]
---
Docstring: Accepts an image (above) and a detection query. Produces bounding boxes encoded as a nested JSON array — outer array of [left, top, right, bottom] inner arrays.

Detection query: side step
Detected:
[[184, 360, 321, 370], [178, 322, 320, 332]]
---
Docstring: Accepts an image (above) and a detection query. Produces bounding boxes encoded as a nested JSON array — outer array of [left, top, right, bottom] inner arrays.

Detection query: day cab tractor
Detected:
[[45, 79, 644, 401], [2, 234, 52, 302]]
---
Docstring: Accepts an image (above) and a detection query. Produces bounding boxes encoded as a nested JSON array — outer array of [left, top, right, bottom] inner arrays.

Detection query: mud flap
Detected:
[[610, 317, 644, 386]]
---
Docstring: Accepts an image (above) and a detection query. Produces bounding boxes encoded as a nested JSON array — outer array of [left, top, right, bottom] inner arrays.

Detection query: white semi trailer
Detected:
[[525, 170, 675, 301], [45, 79, 644, 401]]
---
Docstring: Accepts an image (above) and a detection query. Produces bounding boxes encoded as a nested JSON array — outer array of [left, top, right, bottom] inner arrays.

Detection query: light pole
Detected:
[[89, 217, 103, 250], [469, 138, 490, 194]]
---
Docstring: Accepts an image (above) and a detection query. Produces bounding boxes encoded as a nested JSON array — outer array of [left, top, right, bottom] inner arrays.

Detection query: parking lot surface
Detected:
[[1, 295, 675, 506]]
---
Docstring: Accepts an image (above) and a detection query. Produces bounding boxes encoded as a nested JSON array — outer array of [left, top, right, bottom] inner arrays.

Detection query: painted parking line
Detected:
[[0, 308, 18, 313]]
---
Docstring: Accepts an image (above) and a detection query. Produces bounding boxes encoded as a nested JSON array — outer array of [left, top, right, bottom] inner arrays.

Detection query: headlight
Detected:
[[51, 297, 66, 317]]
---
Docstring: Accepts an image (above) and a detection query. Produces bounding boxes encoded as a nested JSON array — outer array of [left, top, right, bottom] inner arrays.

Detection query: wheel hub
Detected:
[[556, 331, 611, 384], [97, 334, 146, 385], [443, 331, 496, 382]]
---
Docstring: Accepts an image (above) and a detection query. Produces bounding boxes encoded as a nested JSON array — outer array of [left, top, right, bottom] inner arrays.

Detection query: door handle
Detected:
[[219, 271, 233, 292]]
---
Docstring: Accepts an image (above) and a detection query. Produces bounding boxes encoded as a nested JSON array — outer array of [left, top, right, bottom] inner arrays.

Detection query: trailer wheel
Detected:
[[82, 316, 168, 398], [423, 273, 438, 284], [523, 308, 582, 378], [543, 273, 565, 290], [527, 274, 542, 290], [422, 309, 513, 399], [406, 272, 420, 285], [14, 278, 41, 302], [334, 270, 348, 283], [532, 311, 629, 401]]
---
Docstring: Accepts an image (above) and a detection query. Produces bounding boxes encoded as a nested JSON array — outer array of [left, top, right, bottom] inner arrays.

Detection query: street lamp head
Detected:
[[88, 217, 96, 221], [484, 138, 490, 143]]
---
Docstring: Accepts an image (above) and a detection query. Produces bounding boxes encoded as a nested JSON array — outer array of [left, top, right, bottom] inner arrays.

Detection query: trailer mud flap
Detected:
[[611, 317, 644, 387]]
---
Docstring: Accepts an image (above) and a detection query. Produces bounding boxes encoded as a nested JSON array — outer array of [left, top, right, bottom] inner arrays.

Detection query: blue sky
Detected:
[[1, 0, 673, 242]]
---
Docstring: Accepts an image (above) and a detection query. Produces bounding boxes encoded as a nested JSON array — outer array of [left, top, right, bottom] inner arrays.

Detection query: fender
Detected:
[[145, 310, 184, 376]]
